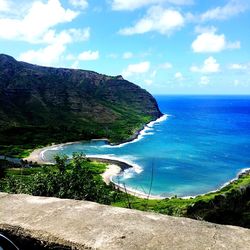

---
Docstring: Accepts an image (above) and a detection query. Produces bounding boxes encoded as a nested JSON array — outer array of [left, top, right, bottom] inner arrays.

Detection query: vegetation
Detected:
[[0, 112, 153, 158], [0, 54, 161, 157], [112, 171, 250, 228], [0, 54, 249, 229], [1, 156, 250, 228], [0, 154, 124, 204]]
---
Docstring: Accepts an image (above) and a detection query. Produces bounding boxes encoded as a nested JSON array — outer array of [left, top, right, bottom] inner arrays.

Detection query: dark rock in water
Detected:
[[0, 54, 162, 146]]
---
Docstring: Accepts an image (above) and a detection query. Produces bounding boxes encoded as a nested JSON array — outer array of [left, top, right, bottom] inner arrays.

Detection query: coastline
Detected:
[[24, 143, 250, 200], [105, 114, 169, 148], [179, 168, 250, 199], [24, 114, 169, 164], [24, 146, 166, 199], [7, 148, 250, 200], [22, 113, 250, 200], [23, 141, 83, 164], [22, 114, 170, 199], [87, 156, 165, 199]]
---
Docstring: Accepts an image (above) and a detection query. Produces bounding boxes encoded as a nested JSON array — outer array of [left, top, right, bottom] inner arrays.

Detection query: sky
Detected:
[[0, 0, 250, 95]]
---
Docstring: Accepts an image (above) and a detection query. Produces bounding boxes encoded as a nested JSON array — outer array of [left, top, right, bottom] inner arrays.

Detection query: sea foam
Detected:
[[40, 145, 65, 161], [86, 154, 143, 175], [102, 114, 169, 149]]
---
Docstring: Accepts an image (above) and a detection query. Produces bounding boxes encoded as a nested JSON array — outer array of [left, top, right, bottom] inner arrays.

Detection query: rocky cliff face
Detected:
[[0, 54, 162, 151]]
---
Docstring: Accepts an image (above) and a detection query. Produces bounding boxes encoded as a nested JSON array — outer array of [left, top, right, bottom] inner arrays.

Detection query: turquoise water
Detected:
[[42, 96, 250, 197]]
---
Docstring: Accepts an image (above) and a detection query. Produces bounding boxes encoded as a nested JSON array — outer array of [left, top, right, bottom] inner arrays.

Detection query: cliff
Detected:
[[0, 193, 250, 249], [0, 54, 162, 156]]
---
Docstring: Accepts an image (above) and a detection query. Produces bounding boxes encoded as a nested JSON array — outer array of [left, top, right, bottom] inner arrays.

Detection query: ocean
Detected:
[[42, 95, 250, 197]]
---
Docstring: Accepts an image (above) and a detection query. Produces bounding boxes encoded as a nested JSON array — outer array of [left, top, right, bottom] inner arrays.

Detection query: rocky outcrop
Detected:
[[0, 193, 250, 250]]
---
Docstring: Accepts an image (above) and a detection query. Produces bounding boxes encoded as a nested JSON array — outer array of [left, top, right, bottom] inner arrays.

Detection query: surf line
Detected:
[[102, 114, 170, 149]]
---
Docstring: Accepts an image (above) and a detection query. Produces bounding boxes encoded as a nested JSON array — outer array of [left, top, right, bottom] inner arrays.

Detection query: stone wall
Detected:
[[0, 193, 250, 249]]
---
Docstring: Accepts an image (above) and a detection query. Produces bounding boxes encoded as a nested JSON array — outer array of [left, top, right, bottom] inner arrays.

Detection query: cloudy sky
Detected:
[[0, 0, 250, 94]]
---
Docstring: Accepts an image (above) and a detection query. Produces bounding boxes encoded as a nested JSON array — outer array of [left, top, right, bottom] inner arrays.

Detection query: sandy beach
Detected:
[[23, 141, 85, 164], [23, 141, 250, 200], [23, 142, 165, 199], [22, 112, 250, 201], [101, 164, 121, 185], [24, 114, 168, 164], [112, 182, 166, 200], [24, 148, 49, 164]]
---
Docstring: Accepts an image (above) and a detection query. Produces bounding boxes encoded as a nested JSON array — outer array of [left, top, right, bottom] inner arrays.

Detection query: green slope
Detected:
[[0, 54, 162, 157]]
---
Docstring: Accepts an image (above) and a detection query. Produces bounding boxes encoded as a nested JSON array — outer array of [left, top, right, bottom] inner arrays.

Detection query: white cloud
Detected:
[[167, 0, 193, 5], [69, 0, 88, 10], [0, 0, 9, 12], [192, 32, 225, 53], [112, 0, 154, 11], [122, 61, 150, 77], [201, 0, 249, 21], [0, 0, 78, 42], [190, 56, 220, 74], [45, 30, 73, 45], [150, 70, 157, 78], [18, 26, 90, 67], [144, 79, 153, 85], [42, 28, 90, 45], [226, 41, 241, 49], [66, 53, 75, 61], [19, 41, 66, 66], [142, 70, 157, 85], [200, 76, 210, 85], [229, 63, 249, 70], [123, 52, 133, 59], [0, 0, 87, 71], [119, 6, 184, 36], [111, 0, 193, 11], [69, 27, 90, 42], [161, 62, 173, 69], [70, 60, 80, 69], [107, 53, 118, 59], [191, 30, 240, 53], [78, 50, 99, 61], [194, 25, 217, 34], [175, 72, 184, 80]]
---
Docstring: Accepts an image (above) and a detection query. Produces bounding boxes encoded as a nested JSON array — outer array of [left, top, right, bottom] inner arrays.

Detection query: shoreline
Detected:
[[87, 156, 165, 199], [24, 114, 169, 164], [5, 151, 250, 200], [25, 147, 164, 199], [104, 114, 169, 148], [22, 114, 170, 199], [22, 113, 250, 200], [24, 145, 250, 200]]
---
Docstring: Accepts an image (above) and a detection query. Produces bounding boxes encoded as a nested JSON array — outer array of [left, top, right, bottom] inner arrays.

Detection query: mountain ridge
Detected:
[[0, 54, 162, 157]]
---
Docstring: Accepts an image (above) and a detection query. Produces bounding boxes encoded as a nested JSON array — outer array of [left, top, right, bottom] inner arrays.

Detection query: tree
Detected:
[[54, 154, 68, 173]]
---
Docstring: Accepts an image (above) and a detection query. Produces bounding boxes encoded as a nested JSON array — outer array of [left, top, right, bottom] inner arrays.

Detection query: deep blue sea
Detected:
[[43, 96, 250, 197]]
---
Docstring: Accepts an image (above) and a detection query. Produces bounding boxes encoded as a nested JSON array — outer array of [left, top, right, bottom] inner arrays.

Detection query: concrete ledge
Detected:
[[0, 193, 250, 249]]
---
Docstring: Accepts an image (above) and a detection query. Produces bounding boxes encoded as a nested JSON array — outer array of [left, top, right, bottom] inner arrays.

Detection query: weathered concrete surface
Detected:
[[0, 193, 250, 250]]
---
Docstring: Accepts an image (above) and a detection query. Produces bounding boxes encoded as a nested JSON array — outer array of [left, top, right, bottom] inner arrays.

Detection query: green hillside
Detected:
[[0, 54, 162, 157]]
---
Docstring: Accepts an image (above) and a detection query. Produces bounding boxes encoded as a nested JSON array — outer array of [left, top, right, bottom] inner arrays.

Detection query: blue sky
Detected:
[[0, 0, 250, 94]]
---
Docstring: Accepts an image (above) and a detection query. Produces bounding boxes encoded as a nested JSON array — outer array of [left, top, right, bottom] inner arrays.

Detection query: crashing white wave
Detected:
[[122, 168, 135, 179], [40, 145, 65, 161], [102, 114, 169, 149], [147, 114, 169, 127], [39, 114, 168, 177], [86, 154, 143, 174]]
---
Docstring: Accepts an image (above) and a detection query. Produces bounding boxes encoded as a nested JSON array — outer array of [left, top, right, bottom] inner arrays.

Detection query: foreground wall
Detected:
[[0, 193, 250, 250]]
